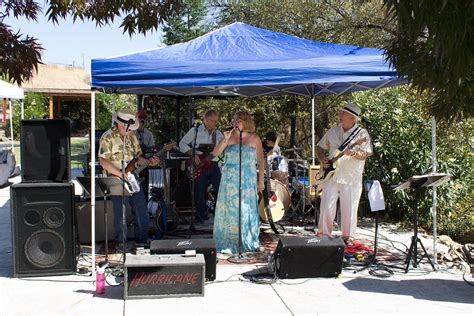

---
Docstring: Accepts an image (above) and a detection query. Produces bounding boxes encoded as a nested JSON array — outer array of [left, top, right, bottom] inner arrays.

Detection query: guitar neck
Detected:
[[329, 141, 359, 165], [133, 148, 166, 174]]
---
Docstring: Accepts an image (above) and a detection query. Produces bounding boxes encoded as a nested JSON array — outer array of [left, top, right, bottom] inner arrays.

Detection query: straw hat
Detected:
[[341, 102, 361, 120], [112, 109, 139, 130]]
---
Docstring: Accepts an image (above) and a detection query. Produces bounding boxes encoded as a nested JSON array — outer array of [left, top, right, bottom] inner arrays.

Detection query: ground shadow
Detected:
[[343, 277, 474, 304]]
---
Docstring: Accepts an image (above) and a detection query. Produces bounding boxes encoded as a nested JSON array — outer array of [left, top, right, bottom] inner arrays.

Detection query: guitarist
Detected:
[[316, 102, 372, 245], [179, 109, 223, 223], [99, 109, 160, 247]]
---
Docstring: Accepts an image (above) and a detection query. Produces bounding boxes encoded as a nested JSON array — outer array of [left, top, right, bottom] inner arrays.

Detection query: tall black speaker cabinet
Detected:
[[20, 119, 71, 182], [11, 182, 76, 277]]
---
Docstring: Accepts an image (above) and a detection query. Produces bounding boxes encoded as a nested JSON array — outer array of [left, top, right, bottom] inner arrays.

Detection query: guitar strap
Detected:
[[212, 129, 216, 145], [338, 126, 361, 151]]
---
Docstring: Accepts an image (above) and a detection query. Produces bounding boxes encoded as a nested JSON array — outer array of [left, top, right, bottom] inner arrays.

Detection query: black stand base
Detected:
[[405, 236, 435, 273], [228, 253, 250, 264]]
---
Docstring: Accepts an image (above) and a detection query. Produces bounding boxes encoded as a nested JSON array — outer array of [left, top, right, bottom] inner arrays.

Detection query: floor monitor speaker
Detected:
[[11, 182, 76, 277], [274, 235, 344, 279], [150, 238, 216, 281]]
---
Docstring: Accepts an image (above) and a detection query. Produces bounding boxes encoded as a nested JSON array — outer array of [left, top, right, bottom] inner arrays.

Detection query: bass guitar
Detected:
[[123, 141, 177, 194], [188, 153, 216, 179], [316, 137, 367, 185]]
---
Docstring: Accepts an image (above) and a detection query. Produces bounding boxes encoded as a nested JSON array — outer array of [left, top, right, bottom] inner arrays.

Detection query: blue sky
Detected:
[[5, 13, 165, 72]]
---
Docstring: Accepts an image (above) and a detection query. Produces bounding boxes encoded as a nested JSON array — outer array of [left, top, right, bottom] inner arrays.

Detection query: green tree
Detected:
[[353, 86, 473, 240], [0, 0, 182, 85], [384, 0, 474, 122], [8, 92, 48, 139], [162, 0, 210, 45]]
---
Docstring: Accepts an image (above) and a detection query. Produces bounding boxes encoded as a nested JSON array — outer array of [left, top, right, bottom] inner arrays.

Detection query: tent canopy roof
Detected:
[[0, 80, 24, 99], [91, 22, 405, 97]]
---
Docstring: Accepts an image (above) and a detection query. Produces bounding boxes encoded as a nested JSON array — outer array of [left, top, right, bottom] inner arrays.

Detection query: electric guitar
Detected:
[[188, 153, 216, 179], [122, 141, 177, 194], [316, 137, 367, 185]]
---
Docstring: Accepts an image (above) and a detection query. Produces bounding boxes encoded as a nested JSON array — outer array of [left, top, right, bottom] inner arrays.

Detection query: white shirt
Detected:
[[318, 123, 372, 185], [179, 124, 223, 157]]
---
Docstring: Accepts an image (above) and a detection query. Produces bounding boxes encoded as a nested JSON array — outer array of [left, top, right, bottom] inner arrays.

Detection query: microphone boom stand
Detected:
[[229, 129, 250, 263], [188, 124, 199, 235], [120, 127, 130, 262]]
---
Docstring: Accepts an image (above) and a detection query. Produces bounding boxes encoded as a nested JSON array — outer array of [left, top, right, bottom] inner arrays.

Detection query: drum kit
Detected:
[[259, 146, 320, 223]]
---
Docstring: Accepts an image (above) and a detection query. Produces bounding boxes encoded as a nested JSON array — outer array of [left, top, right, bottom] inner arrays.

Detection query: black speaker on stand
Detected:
[[20, 119, 71, 182], [11, 182, 76, 277]]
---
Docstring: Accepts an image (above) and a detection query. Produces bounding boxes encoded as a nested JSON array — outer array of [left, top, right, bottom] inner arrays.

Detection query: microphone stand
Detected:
[[356, 120, 397, 275], [188, 123, 199, 235], [120, 125, 130, 262], [229, 128, 249, 263]]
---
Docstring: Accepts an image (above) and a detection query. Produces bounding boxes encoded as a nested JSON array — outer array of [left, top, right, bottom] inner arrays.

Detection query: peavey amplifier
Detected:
[[124, 254, 205, 299], [150, 239, 216, 281], [274, 236, 345, 279]]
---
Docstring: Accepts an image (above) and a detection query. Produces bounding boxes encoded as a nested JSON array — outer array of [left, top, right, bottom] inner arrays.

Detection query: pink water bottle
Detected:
[[95, 263, 106, 295]]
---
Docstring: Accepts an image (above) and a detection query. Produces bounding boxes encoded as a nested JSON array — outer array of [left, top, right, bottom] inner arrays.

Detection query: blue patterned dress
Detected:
[[213, 144, 260, 253]]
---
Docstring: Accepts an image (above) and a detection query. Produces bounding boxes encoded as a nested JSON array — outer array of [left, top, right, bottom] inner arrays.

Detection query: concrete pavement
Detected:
[[0, 176, 472, 315]]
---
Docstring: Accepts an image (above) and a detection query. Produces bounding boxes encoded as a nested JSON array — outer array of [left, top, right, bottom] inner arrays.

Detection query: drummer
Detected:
[[262, 131, 281, 157]]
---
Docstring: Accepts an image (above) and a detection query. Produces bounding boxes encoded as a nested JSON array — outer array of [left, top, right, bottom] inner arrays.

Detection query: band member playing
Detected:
[[135, 110, 155, 150], [99, 109, 159, 246], [262, 131, 281, 157], [316, 102, 372, 244], [179, 109, 223, 223], [211, 111, 265, 254]]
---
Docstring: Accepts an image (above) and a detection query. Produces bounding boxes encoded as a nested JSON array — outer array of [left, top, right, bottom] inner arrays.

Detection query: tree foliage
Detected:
[[354, 86, 473, 240], [0, 0, 182, 84], [384, 0, 474, 122], [162, 0, 210, 45]]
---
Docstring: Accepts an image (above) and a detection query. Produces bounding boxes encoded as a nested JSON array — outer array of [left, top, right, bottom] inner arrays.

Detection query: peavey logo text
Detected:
[[306, 238, 321, 244], [177, 241, 193, 247], [129, 271, 201, 288]]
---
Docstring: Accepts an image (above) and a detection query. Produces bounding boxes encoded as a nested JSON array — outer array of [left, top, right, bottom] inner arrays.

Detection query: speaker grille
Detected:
[[43, 207, 65, 229], [25, 230, 66, 268], [11, 183, 75, 277]]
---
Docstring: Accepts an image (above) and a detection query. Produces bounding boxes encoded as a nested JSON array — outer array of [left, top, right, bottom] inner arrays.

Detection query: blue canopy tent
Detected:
[[92, 22, 403, 98], [88, 22, 408, 270]]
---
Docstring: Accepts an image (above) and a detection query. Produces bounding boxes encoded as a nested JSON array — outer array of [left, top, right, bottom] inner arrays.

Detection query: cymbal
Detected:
[[287, 158, 306, 162], [283, 146, 303, 152]]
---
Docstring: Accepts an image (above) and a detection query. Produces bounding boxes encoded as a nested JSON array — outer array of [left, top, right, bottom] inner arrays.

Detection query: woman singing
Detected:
[[212, 111, 265, 254]]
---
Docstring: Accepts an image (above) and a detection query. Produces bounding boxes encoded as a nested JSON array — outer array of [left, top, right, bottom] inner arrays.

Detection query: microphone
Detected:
[[223, 126, 234, 132], [124, 119, 134, 131]]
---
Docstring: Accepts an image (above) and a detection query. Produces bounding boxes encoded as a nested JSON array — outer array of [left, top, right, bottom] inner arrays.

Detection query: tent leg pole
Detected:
[[311, 96, 315, 166], [9, 100, 13, 151], [91, 91, 96, 276], [431, 116, 437, 266]]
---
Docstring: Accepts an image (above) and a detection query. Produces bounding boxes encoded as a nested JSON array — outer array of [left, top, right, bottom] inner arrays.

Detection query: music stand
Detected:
[[394, 173, 451, 272], [76, 177, 131, 263]]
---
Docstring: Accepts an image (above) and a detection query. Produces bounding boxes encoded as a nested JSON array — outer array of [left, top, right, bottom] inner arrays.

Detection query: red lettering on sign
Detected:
[[169, 274, 177, 283], [158, 274, 166, 283], [191, 273, 199, 284], [130, 272, 145, 287]]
